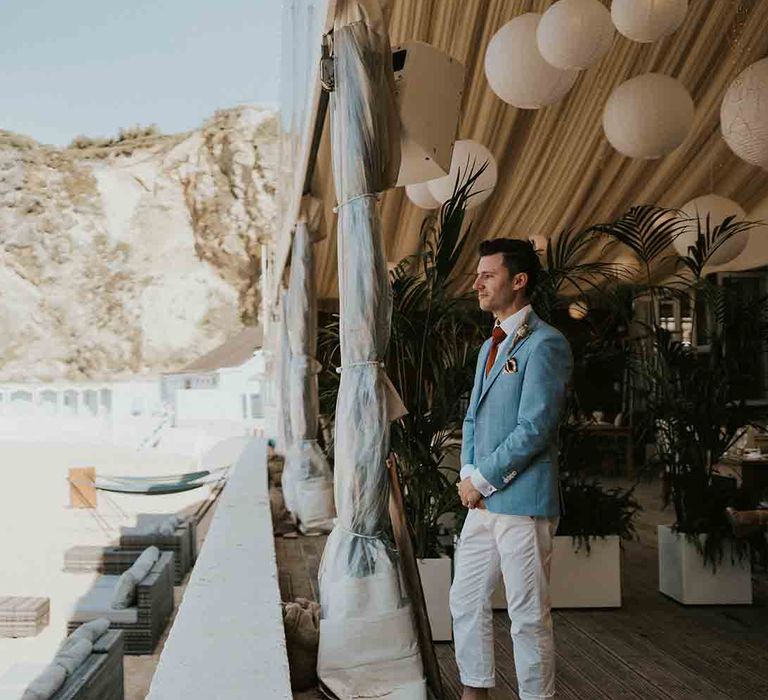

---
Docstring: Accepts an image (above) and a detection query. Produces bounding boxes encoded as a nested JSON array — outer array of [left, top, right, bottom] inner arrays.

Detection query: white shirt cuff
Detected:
[[470, 468, 497, 497], [459, 463, 474, 480]]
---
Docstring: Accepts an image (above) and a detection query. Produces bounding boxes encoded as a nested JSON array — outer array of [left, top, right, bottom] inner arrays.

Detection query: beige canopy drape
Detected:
[[308, 0, 768, 299]]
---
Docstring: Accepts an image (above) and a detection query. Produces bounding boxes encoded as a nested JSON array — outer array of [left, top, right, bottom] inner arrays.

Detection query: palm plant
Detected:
[[597, 206, 767, 568]]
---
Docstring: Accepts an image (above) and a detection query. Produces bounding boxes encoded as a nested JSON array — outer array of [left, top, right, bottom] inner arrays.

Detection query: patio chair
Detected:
[[67, 552, 174, 655], [0, 627, 124, 700], [51, 629, 124, 700], [118, 514, 197, 584]]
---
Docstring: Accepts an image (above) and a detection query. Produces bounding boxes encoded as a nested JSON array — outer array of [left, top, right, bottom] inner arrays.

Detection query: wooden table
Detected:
[[717, 454, 768, 495]]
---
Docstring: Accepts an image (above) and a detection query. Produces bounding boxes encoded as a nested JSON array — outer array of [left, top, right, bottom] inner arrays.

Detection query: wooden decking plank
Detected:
[[551, 614, 668, 700], [566, 609, 734, 699]]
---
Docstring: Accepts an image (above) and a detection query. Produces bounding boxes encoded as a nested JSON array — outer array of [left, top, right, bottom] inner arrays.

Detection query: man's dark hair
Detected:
[[479, 238, 542, 296]]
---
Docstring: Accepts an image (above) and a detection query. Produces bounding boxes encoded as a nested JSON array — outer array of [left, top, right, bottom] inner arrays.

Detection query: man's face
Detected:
[[472, 253, 527, 314]]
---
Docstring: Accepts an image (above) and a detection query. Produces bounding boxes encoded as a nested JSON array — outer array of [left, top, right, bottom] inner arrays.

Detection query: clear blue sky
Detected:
[[0, 0, 281, 146]]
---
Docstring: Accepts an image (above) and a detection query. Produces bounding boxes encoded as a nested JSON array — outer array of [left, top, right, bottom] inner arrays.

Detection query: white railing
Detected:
[[147, 437, 292, 699]]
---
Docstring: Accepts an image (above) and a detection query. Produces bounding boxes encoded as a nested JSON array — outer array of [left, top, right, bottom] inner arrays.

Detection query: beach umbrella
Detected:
[[285, 218, 335, 534], [316, 0, 425, 697]]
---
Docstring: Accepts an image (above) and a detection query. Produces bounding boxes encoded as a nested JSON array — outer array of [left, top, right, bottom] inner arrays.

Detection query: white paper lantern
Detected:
[[427, 140, 498, 209], [537, 0, 615, 70], [611, 0, 687, 43], [603, 73, 693, 159], [673, 194, 748, 265], [569, 299, 589, 320], [721, 58, 768, 171], [485, 13, 579, 109], [405, 182, 440, 209]]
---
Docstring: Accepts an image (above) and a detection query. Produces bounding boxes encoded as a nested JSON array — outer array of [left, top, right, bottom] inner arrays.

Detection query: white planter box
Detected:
[[657, 525, 752, 605], [492, 535, 622, 609], [417, 555, 452, 641]]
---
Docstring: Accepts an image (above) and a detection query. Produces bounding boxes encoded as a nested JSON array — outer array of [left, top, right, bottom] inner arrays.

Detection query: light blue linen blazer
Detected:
[[460, 310, 573, 516]]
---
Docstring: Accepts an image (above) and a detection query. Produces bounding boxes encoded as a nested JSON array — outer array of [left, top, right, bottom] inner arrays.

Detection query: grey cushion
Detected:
[[129, 546, 160, 581], [110, 569, 138, 609], [73, 577, 138, 623], [21, 664, 67, 700], [67, 617, 110, 644], [52, 638, 92, 675]]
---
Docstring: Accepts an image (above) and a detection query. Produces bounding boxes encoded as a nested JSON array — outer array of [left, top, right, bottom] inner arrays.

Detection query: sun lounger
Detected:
[[0, 596, 49, 638], [67, 552, 174, 655]]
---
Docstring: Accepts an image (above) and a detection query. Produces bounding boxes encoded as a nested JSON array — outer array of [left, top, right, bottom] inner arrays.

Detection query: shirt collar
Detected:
[[495, 304, 532, 339]]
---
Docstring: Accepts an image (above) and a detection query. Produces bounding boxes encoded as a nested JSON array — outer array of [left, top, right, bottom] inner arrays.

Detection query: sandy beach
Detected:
[[0, 439, 218, 692]]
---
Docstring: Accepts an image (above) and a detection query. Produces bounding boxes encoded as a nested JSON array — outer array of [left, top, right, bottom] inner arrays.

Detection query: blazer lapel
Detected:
[[477, 311, 540, 408]]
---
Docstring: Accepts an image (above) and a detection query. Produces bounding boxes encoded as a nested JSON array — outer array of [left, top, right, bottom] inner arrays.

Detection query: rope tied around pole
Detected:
[[332, 192, 380, 213]]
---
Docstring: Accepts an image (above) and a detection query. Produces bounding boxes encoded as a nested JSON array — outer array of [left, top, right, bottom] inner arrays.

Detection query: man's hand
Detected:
[[457, 477, 483, 509]]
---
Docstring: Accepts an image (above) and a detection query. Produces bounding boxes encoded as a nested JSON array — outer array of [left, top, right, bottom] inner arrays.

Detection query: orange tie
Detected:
[[485, 325, 508, 377]]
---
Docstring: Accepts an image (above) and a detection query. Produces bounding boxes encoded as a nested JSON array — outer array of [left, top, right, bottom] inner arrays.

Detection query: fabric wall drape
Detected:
[[316, 0, 426, 697], [277, 289, 298, 513], [308, 0, 768, 298]]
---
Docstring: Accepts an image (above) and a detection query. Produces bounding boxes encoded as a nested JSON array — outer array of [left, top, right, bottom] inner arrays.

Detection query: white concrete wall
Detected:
[[147, 438, 292, 700]]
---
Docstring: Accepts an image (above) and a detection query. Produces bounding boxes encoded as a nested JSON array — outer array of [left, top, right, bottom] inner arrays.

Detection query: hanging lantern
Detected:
[[603, 73, 693, 159], [537, 0, 615, 70], [569, 299, 589, 320], [611, 0, 687, 43], [485, 13, 579, 109], [673, 194, 748, 265], [427, 139, 498, 209], [405, 182, 440, 209], [721, 58, 768, 171]]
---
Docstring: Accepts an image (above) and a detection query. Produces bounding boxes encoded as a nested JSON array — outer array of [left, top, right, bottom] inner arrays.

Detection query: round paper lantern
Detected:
[[569, 299, 589, 320], [427, 140, 498, 209], [611, 0, 687, 43], [721, 58, 768, 171], [405, 182, 440, 209], [485, 13, 579, 109], [673, 194, 748, 265], [537, 0, 615, 70], [603, 73, 693, 159]]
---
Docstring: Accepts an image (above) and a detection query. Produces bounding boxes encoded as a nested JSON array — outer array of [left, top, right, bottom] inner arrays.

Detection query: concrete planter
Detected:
[[492, 535, 622, 609], [657, 525, 752, 605], [417, 555, 452, 641]]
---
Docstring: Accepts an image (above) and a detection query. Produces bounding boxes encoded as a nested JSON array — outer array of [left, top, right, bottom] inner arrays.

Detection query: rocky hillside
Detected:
[[0, 106, 276, 381]]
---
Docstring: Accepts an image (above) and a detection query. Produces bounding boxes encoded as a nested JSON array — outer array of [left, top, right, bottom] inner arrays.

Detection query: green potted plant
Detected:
[[597, 204, 767, 604]]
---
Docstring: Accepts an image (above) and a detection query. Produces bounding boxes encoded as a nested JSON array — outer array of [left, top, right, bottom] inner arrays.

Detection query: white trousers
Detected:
[[449, 508, 558, 700]]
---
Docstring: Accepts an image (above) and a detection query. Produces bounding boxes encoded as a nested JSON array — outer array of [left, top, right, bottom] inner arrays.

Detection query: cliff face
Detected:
[[0, 106, 277, 381]]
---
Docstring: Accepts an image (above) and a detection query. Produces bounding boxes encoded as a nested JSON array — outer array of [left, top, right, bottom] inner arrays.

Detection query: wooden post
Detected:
[[69, 467, 97, 509]]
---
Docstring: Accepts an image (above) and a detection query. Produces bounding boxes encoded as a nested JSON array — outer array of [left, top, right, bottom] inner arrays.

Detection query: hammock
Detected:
[[94, 467, 228, 495]]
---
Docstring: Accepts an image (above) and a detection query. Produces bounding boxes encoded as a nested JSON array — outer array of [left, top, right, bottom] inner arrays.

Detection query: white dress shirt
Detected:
[[460, 304, 532, 498]]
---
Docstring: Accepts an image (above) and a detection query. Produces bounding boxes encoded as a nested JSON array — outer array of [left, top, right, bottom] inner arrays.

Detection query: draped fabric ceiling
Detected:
[[308, 0, 768, 299]]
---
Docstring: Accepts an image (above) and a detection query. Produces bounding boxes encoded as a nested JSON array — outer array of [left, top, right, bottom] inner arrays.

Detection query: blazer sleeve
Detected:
[[475, 332, 572, 490], [460, 341, 487, 467]]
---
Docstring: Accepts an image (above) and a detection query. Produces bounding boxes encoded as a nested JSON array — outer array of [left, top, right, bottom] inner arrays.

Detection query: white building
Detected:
[[161, 327, 269, 430]]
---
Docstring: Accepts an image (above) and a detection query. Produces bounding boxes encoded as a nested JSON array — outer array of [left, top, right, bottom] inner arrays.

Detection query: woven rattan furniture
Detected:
[[67, 553, 174, 655], [52, 629, 125, 700], [118, 516, 197, 585], [0, 596, 49, 637]]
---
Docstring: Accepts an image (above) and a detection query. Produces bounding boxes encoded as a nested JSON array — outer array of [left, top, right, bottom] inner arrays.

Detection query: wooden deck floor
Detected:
[[277, 478, 768, 700]]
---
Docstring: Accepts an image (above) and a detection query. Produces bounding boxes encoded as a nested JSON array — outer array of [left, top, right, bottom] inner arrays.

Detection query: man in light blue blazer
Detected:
[[450, 238, 572, 700]]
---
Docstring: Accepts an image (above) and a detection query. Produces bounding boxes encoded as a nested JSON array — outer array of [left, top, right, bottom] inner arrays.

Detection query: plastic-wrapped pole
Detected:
[[316, 0, 425, 696], [277, 290, 298, 514], [285, 221, 335, 533]]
